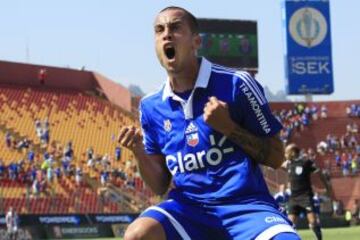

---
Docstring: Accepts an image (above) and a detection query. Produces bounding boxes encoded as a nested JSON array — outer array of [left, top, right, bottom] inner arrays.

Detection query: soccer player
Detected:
[[118, 6, 300, 240], [313, 192, 322, 225], [284, 143, 325, 240]]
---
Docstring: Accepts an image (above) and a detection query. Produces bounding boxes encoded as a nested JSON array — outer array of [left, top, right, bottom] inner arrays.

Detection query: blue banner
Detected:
[[283, 0, 333, 94]]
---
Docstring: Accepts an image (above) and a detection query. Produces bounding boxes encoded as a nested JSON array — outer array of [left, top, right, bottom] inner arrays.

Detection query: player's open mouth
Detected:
[[164, 46, 176, 60]]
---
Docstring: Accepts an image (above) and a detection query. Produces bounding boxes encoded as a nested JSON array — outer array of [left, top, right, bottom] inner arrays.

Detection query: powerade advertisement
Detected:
[[283, 0, 334, 94]]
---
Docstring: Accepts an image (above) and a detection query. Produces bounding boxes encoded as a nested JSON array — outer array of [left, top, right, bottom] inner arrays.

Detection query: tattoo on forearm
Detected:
[[228, 125, 271, 164]]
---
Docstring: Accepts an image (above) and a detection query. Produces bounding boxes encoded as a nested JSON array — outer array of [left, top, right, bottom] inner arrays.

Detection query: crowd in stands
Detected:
[[0, 98, 359, 215], [35, 118, 50, 146], [316, 122, 359, 177], [1, 118, 146, 209], [272, 103, 359, 178], [274, 103, 328, 145], [346, 104, 360, 118]]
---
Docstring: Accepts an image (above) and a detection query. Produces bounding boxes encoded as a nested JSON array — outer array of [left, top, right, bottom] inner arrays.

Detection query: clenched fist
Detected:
[[118, 125, 142, 151], [203, 96, 236, 136]]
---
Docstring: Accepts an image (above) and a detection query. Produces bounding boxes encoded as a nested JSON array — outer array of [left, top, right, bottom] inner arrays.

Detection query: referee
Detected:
[[284, 143, 326, 240]]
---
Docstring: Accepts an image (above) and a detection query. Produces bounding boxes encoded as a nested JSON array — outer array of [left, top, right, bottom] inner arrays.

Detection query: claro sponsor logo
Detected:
[[166, 135, 234, 174], [240, 82, 271, 134]]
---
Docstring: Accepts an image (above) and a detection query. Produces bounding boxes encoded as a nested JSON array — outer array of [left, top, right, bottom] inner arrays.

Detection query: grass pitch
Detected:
[[298, 226, 360, 240]]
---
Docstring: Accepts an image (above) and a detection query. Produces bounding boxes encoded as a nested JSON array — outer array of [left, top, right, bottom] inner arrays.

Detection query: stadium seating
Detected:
[[270, 101, 360, 210], [0, 84, 148, 214], [0, 83, 359, 215]]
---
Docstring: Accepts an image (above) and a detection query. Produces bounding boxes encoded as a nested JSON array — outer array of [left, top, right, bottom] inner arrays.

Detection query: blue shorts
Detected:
[[141, 199, 299, 240]]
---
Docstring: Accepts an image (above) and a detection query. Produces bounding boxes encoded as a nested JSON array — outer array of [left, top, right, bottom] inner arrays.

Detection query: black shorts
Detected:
[[288, 194, 315, 215]]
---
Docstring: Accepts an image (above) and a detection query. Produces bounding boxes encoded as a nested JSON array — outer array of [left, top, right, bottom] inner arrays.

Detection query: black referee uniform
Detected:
[[287, 157, 317, 215]]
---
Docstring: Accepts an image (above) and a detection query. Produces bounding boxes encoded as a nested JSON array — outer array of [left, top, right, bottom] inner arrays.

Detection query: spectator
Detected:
[[61, 157, 71, 176], [75, 167, 82, 186], [350, 122, 358, 134], [100, 171, 109, 186], [29, 166, 37, 182], [101, 154, 110, 168], [16, 138, 30, 151], [320, 105, 328, 118], [340, 135, 349, 149], [27, 149, 35, 164], [47, 166, 53, 183], [350, 104, 358, 117], [346, 106, 352, 117], [311, 105, 318, 120], [32, 179, 40, 197], [64, 141, 73, 161], [301, 113, 309, 127], [5, 131, 12, 148], [38, 68, 47, 85], [112, 168, 127, 181], [86, 146, 94, 161], [87, 156, 95, 169], [54, 167, 62, 180], [317, 141, 328, 155], [8, 162, 18, 181], [5, 207, 19, 240], [351, 154, 358, 174], [335, 151, 341, 167], [35, 119, 42, 138], [342, 157, 350, 177], [115, 146, 121, 161], [41, 160, 50, 172], [349, 135, 358, 148], [346, 123, 353, 134], [40, 128, 50, 146], [295, 103, 305, 114]]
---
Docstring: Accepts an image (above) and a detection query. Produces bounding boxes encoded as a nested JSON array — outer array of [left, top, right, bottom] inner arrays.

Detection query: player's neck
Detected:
[[168, 58, 199, 92]]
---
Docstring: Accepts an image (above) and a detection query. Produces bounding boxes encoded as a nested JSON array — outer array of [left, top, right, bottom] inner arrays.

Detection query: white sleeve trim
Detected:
[[255, 224, 297, 240]]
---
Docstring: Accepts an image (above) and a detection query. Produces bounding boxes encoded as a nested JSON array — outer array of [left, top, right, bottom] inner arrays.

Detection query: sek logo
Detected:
[[166, 135, 234, 175]]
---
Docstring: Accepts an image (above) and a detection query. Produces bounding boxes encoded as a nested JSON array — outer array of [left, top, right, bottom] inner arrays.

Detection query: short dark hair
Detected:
[[159, 6, 199, 34], [286, 143, 301, 157]]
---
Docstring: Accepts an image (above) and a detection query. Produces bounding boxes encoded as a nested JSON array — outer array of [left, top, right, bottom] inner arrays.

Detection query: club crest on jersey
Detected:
[[163, 119, 172, 132], [295, 166, 303, 175], [185, 122, 199, 147]]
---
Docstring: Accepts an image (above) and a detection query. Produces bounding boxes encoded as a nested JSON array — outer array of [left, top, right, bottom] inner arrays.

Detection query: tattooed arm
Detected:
[[204, 96, 285, 169], [227, 125, 285, 169]]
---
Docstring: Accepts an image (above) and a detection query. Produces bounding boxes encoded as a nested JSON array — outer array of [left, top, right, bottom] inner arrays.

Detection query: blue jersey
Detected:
[[140, 58, 282, 205]]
